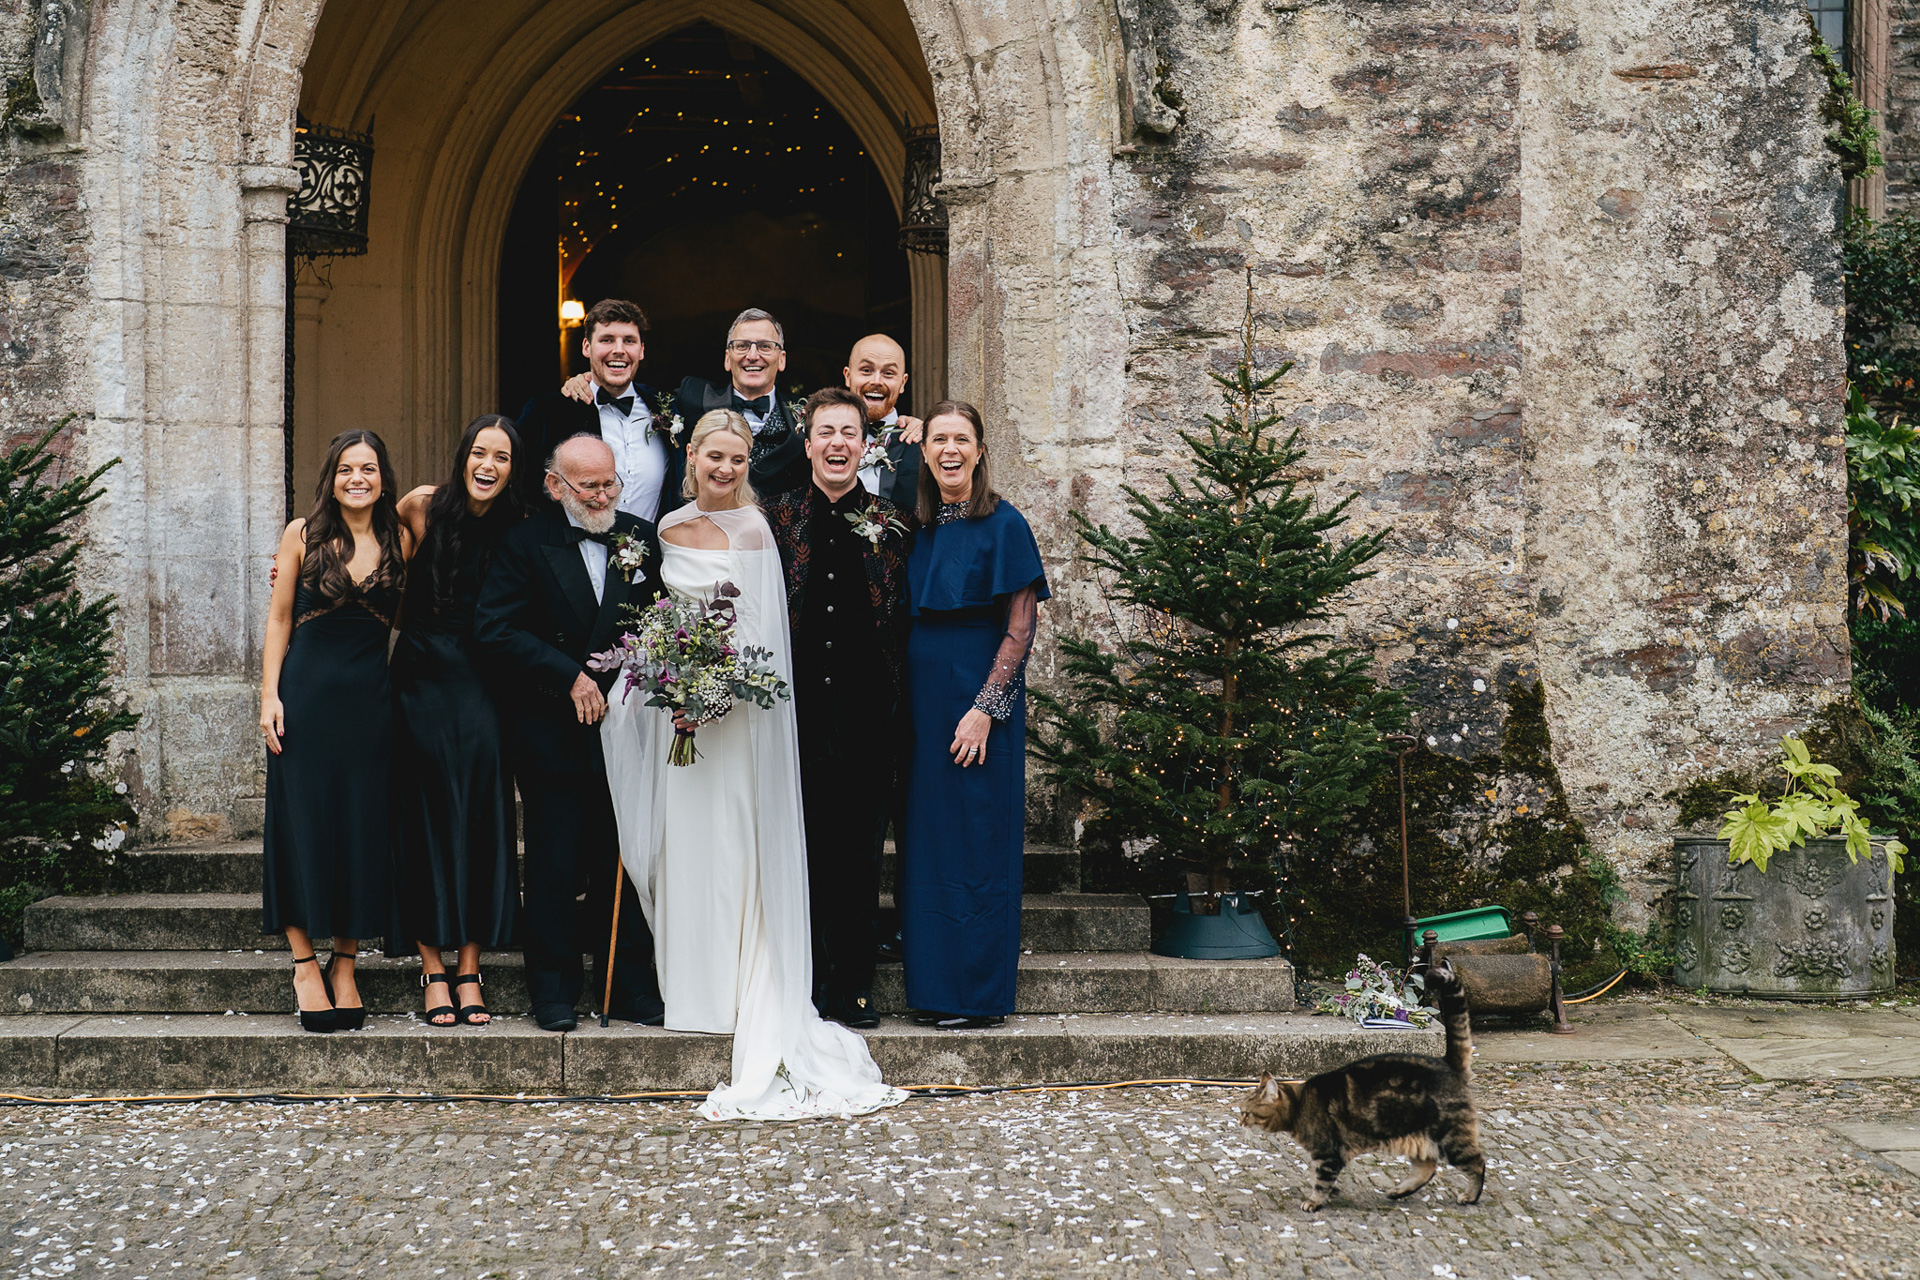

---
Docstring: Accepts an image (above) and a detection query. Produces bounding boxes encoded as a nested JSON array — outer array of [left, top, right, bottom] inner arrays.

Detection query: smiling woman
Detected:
[[259, 431, 413, 1035]]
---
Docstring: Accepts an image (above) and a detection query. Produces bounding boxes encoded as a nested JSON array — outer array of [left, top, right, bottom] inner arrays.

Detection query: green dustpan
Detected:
[[1414, 905, 1513, 943]]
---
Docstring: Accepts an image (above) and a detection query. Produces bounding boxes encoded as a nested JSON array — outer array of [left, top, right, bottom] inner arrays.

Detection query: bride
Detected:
[[601, 410, 907, 1121]]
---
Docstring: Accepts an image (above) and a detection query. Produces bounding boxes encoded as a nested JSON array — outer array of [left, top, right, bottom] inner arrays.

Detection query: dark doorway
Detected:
[[497, 23, 911, 417]]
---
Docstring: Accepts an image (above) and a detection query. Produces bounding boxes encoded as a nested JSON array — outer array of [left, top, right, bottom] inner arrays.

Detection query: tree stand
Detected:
[[1151, 891, 1282, 960]]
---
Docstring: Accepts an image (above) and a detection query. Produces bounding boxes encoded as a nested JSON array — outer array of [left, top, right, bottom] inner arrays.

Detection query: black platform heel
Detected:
[[291, 953, 337, 1034], [419, 971, 456, 1027], [450, 972, 490, 1027], [321, 947, 367, 1031]]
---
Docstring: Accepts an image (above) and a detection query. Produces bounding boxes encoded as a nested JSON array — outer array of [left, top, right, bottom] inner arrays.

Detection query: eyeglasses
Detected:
[[726, 339, 784, 354], [551, 472, 623, 498]]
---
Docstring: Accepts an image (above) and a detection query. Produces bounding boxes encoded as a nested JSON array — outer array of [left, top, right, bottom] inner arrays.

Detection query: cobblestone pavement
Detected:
[[2, 1059, 1916, 1279]]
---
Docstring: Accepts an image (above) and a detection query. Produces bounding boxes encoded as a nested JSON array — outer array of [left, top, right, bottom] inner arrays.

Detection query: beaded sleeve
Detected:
[[973, 584, 1039, 721]]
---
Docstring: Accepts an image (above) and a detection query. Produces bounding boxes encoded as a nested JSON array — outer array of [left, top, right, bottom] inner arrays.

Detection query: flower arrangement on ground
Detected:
[[589, 582, 788, 766], [1313, 954, 1434, 1029]]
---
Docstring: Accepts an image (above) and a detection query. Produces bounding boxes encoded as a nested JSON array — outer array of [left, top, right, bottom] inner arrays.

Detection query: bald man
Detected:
[[844, 334, 923, 509], [474, 433, 665, 1030]]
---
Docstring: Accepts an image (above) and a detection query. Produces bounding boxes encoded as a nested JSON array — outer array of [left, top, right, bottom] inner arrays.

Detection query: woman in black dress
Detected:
[[261, 430, 411, 1033], [392, 415, 525, 1026]]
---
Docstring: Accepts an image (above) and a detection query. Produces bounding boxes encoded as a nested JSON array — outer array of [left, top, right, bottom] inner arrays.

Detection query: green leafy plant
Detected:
[[1845, 388, 1919, 621], [1030, 275, 1404, 908], [1842, 211, 1920, 411], [0, 422, 138, 945], [1809, 15, 1883, 182], [1717, 736, 1908, 875]]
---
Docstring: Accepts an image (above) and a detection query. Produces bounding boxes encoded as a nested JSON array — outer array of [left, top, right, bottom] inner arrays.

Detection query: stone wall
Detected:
[[1890, 1, 1920, 208], [0, 0, 1855, 931], [1093, 0, 1849, 920]]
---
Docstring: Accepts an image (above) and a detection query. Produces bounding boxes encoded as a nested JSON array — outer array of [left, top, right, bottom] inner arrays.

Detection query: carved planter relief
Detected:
[[1672, 838, 1896, 999]]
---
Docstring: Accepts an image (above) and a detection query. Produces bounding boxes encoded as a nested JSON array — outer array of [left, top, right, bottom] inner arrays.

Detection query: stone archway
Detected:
[[78, 0, 1127, 835]]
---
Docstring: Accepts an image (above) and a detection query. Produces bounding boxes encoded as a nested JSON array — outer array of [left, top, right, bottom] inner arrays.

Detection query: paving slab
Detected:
[[1473, 1006, 1720, 1063], [1665, 1005, 1920, 1079]]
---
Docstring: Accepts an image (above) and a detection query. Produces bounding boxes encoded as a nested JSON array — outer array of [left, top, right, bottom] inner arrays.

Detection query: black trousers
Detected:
[[516, 767, 661, 1017], [798, 704, 887, 999]]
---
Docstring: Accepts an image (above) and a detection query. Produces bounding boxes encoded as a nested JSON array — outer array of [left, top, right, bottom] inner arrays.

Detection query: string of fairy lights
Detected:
[[546, 33, 870, 288]]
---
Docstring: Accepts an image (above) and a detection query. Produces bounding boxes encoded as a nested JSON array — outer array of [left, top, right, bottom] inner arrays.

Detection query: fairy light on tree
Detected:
[[1031, 273, 1404, 958]]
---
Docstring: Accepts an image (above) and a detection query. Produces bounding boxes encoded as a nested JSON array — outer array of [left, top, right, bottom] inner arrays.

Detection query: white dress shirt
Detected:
[[563, 508, 610, 604], [857, 408, 898, 495], [593, 378, 668, 523]]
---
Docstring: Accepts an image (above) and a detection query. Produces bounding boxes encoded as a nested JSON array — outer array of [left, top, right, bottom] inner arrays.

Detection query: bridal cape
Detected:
[[600, 500, 907, 1121]]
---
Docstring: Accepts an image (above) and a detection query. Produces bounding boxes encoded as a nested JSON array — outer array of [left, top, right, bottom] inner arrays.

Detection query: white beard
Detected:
[[559, 491, 616, 534]]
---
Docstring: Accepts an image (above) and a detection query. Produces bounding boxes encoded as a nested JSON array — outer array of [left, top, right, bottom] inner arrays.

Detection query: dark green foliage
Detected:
[[1284, 682, 1623, 990], [1809, 15, 1883, 182], [0, 423, 137, 945], [1842, 210, 1920, 412], [1031, 280, 1404, 905], [1844, 390, 1918, 621]]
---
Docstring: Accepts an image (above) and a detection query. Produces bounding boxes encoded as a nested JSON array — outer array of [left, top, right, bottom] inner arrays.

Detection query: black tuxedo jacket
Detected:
[[874, 436, 921, 509], [515, 383, 684, 516], [473, 505, 663, 776], [677, 375, 810, 498]]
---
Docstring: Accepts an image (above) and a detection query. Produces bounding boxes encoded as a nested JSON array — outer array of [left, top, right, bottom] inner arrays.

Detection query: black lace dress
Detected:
[[262, 574, 402, 941], [389, 523, 519, 951]]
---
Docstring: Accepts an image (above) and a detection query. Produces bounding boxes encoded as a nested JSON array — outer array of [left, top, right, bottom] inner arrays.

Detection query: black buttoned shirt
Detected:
[[794, 484, 886, 730]]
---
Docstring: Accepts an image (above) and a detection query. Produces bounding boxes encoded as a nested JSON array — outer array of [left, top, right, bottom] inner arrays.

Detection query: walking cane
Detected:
[[602, 857, 625, 1028]]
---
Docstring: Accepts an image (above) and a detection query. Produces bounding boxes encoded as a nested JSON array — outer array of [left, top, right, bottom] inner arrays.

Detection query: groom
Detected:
[[763, 388, 916, 1028], [474, 434, 665, 1030]]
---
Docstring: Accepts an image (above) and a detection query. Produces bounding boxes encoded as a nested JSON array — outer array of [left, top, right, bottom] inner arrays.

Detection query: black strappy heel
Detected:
[[291, 954, 337, 1034], [419, 971, 456, 1027], [321, 947, 367, 1031], [450, 972, 490, 1027]]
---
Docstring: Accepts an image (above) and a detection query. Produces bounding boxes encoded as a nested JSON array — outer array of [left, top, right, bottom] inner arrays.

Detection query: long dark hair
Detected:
[[419, 414, 525, 615], [302, 429, 405, 603], [916, 400, 1000, 525]]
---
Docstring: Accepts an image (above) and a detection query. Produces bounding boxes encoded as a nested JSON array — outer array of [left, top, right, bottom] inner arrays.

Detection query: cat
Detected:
[[1239, 958, 1486, 1210]]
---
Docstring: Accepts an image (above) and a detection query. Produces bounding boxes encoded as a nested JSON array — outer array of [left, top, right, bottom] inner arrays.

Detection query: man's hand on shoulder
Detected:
[[562, 373, 595, 404]]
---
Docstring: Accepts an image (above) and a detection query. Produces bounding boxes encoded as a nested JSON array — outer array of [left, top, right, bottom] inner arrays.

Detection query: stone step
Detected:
[[0, 950, 1293, 1016], [0, 1012, 1434, 1093], [102, 841, 1082, 895], [23, 892, 1147, 954]]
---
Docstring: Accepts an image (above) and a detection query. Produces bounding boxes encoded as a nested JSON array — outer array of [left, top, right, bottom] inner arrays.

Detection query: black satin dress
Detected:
[[262, 574, 402, 940], [390, 526, 519, 951]]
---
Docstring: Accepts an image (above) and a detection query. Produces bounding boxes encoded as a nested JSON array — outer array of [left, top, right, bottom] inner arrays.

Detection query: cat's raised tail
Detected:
[[1425, 958, 1474, 1077]]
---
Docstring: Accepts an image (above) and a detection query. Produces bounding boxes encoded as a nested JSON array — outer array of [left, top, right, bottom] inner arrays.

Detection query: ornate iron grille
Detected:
[[288, 118, 374, 257], [897, 125, 947, 255]]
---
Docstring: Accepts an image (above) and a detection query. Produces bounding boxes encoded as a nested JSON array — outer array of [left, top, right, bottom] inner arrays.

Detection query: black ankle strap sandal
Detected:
[[419, 971, 456, 1027], [450, 972, 490, 1027], [291, 954, 337, 1034], [321, 948, 366, 1031]]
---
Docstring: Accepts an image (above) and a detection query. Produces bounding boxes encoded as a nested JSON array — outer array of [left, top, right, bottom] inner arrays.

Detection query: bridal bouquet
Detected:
[[588, 582, 789, 766]]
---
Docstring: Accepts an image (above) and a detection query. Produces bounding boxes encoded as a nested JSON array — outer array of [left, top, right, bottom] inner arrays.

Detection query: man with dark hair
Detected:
[[519, 299, 683, 522], [761, 386, 916, 1027], [676, 308, 810, 497]]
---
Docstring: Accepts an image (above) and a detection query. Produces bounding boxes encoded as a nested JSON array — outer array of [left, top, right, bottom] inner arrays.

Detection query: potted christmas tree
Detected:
[[1032, 279, 1404, 958]]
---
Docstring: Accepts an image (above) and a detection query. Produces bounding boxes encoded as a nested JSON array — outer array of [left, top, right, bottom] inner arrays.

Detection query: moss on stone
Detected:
[[1287, 680, 1625, 990]]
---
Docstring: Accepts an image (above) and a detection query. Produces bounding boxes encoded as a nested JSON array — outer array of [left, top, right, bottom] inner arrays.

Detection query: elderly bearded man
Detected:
[[473, 435, 665, 1030], [762, 388, 916, 1027]]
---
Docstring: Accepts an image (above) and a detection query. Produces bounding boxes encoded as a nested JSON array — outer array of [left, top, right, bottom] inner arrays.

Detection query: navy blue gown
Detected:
[[900, 499, 1049, 1017]]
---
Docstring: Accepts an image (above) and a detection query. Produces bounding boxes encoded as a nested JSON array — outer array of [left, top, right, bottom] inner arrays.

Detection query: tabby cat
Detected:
[[1240, 959, 1485, 1210]]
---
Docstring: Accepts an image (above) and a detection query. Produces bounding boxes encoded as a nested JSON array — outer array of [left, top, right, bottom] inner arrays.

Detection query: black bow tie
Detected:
[[596, 388, 635, 417], [731, 392, 772, 418], [571, 525, 614, 547]]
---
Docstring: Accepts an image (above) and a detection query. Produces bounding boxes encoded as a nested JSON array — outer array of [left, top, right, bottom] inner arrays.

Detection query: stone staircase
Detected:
[[0, 841, 1436, 1093]]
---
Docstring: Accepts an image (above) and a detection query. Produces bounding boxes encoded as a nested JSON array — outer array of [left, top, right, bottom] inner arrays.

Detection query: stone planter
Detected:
[[1672, 838, 1897, 999]]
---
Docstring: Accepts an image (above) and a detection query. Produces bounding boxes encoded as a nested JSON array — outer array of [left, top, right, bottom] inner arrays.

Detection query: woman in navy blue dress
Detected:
[[900, 401, 1049, 1029]]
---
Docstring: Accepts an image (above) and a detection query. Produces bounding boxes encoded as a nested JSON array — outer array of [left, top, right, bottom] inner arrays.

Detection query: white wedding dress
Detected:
[[601, 501, 907, 1121]]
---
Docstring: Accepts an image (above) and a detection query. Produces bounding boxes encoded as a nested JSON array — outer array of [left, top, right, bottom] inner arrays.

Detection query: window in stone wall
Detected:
[[1809, 0, 1847, 58]]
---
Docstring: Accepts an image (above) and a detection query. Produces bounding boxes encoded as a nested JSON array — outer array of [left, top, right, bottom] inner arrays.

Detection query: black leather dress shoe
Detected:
[[824, 991, 880, 1030], [534, 1003, 578, 1032], [603, 1000, 666, 1026]]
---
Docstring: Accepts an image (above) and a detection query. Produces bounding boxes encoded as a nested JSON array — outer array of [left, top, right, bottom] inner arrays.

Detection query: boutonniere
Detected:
[[610, 532, 651, 581], [785, 397, 807, 429], [860, 424, 901, 473], [844, 507, 910, 550], [650, 391, 685, 444]]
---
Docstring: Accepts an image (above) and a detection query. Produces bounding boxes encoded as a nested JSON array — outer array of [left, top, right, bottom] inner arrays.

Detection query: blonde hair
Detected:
[[681, 409, 759, 505]]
